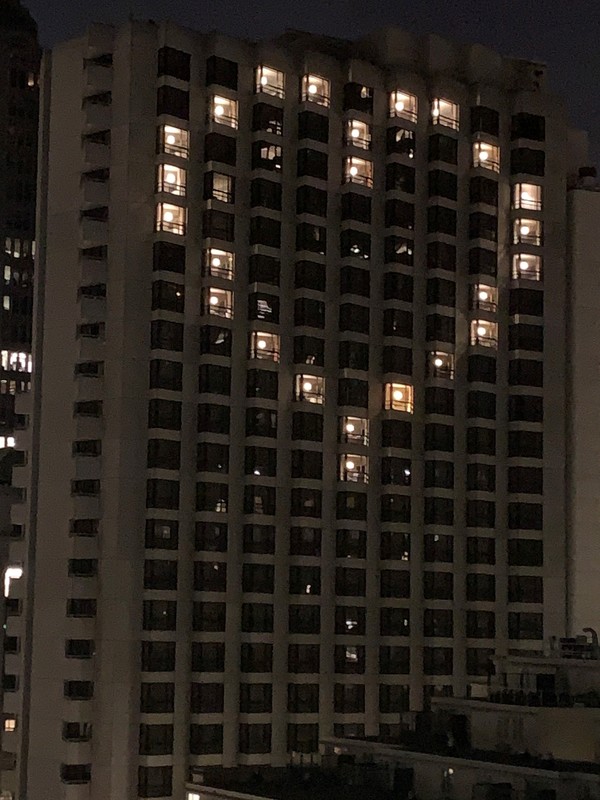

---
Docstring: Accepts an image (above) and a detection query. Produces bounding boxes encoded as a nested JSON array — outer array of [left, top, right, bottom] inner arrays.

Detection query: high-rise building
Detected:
[[0, 0, 39, 433], [7, 19, 575, 799]]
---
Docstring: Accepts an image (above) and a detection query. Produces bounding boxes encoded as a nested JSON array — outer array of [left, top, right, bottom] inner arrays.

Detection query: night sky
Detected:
[[23, 0, 600, 162]]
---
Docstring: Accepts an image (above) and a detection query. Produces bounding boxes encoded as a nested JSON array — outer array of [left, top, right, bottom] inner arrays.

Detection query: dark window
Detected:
[[138, 766, 172, 798], [467, 648, 495, 676], [252, 103, 283, 135], [288, 684, 319, 713], [152, 281, 184, 314], [383, 308, 412, 338], [251, 178, 282, 210], [425, 387, 454, 415], [508, 539, 543, 567], [470, 176, 498, 206], [204, 132, 236, 166], [509, 359, 543, 387], [424, 647, 453, 675], [250, 217, 281, 248], [337, 492, 367, 520], [508, 430, 543, 459], [469, 247, 497, 277], [468, 355, 497, 384], [467, 499, 496, 528], [197, 403, 230, 434], [143, 600, 176, 631], [335, 567, 366, 597], [288, 644, 319, 673], [192, 602, 226, 631], [466, 573, 496, 602], [338, 378, 368, 407], [343, 82, 373, 113], [424, 608, 453, 638], [429, 170, 458, 200], [341, 229, 371, 259], [509, 395, 543, 422], [467, 463, 496, 492], [508, 466, 543, 494], [471, 106, 499, 136], [341, 192, 371, 223], [291, 488, 322, 517], [195, 522, 228, 552], [380, 569, 410, 598], [423, 571, 453, 600], [424, 533, 453, 562], [205, 55, 238, 89], [144, 560, 177, 590], [190, 683, 224, 714], [191, 642, 225, 672], [199, 364, 231, 395], [158, 46, 190, 81], [510, 288, 544, 317], [335, 606, 366, 635], [241, 603, 273, 633], [508, 612, 543, 640], [243, 524, 275, 554], [509, 324, 543, 353], [429, 134, 457, 164], [382, 419, 412, 448], [467, 390, 496, 419], [467, 427, 496, 455], [428, 241, 456, 272], [384, 236, 413, 265], [380, 607, 410, 636], [243, 485, 276, 515], [289, 566, 321, 595], [197, 442, 229, 474], [149, 359, 183, 391], [297, 185, 328, 217], [380, 494, 411, 523], [139, 723, 174, 756], [334, 684, 365, 713], [151, 320, 183, 351], [141, 683, 175, 713], [241, 643, 273, 672], [292, 412, 323, 441], [149, 399, 181, 430], [339, 303, 369, 333], [145, 520, 179, 550], [338, 340, 368, 370], [203, 209, 234, 241], [291, 449, 323, 479], [426, 314, 455, 343], [196, 482, 228, 513], [340, 266, 370, 297], [424, 497, 454, 525], [194, 562, 227, 592], [424, 460, 454, 489], [386, 199, 415, 229], [156, 85, 189, 120], [387, 127, 416, 157], [427, 277, 456, 308], [508, 576, 543, 604], [295, 260, 325, 292], [242, 563, 274, 593], [381, 457, 412, 486], [380, 685, 410, 713], [297, 148, 328, 180], [511, 113, 545, 142], [153, 240, 185, 274], [189, 724, 223, 755], [298, 110, 329, 143], [240, 683, 272, 713], [199, 326, 232, 357], [509, 502, 543, 530], [249, 253, 280, 285], [467, 610, 496, 638], [336, 529, 366, 559], [384, 272, 413, 302], [146, 479, 179, 510], [141, 641, 175, 672], [244, 447, 277, 479], [511, 148, 545, 176], [386, 163, 415, 193], [470, 212, 497, 242], [380, 646, 410, 674], [296, 222, 326, 254], [467, 537, 496, 565], [424, 423, 454, 452], [295, 297, 325, 328], [290, 527, 321, 556], [246, 370, 278, 401]]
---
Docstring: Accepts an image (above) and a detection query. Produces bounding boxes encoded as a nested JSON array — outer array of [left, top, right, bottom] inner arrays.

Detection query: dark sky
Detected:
[[25, 0, 600, 162]]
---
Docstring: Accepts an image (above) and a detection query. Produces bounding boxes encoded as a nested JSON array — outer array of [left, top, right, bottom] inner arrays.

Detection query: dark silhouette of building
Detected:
[[0, 0, 39, 431]]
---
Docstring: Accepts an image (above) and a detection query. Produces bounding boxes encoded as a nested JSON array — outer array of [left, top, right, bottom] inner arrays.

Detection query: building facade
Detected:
[[7, 19, 572, 800], [0, 0, 39, 432]]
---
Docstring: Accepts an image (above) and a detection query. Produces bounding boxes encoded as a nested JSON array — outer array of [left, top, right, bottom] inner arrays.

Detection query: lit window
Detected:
[[432, 98, 459, 130], [428, 352, 454, 380], [211, 95, 238, 129], [4, 717, 16, 732], [202, 287, 233, 318], [1, 351, 32, 372], [340, 416, 369, 445], [470, 320, 498, 348], [156, 203, 186, 235], [384, 383, 414, 413], [207, 172, 234, 203], [345, 120, 371, 150], [249, 331, 280, 362], [514, 219, 542, 246], [340, 454, 369, 483], [3, 297, 9, 311], [3, 266, 10, 281], [471, 284, 497, 312], [294, 374, 324, 404], [159, 124, 189, 158], [156, 164, 186, 196], [343, 156, 373, 188], [473, 141, 500, 172], [301, 74, 330, 107], [255, 65, 285, 98], [202, 248, 234, 280], [389, 90, 418, 122], [187, 794, 201, 800], [0, 437, 15, 449], [512, 253, 542, 281], [513, 183, 542, 211]]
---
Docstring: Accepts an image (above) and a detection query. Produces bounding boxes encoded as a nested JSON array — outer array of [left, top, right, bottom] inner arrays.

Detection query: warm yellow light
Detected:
[[211, 257, 221, 267], [521, 190, 531, 200], [166, 134, 176, 145], [165, 172, 177, 183], [393, 389, 404, 401], [345, 460, 355, 470], [257, 339, 267, 349], [479, 290, 489, 301], [395, 100, 405, 111], [351, 127, 360, 138], [345, 423, 355, 433], [478, 149, 489, 161], [477, 325, 487, 337], [260, 75, 268, 86], [308, 83, 318, 95], [303, 381, 313, 392], [163, 210, 174, 222], [209, 295, 219, 305], [434, 357, 444, 367], [349, 165, 358, 176], [520, 225, 530, 235], [214, 104, 225, 116], [519, 260, 529, 270]]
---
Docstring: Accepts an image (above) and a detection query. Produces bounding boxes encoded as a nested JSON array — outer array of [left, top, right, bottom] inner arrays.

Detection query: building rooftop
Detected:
[[0, 0, 37, 35]]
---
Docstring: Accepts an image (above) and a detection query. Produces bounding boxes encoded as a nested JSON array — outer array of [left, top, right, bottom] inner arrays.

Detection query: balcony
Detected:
[[513, 182, 542, 211], [384, 382, 414, 413], [255, 65, 285, 98], [156, 203, 187, 236], [157, 163, 187, 196], [471, 284, 498, 312], [475, 688, 600, 709], [389, 90, 417, 122], [302, 73, 330, 107], [514, 219, 542, 247], [473, 141, 500, 172], [202, 248, 234, 280], [345, 120, 371, 150], [512, 253, 542, 281], [202, 287, 233, 319], [249, 331, 280, 362], [427, 351, 455, 380], [340, 454, 369, 484], [470, 320, 498, 348], [431, 98, 459, 130], [210, 95, 238, 129], [158, 124, 189, 159], [343, 156, 373, 188], [294, 374, 324, 404], [340, 416, 369, 445]]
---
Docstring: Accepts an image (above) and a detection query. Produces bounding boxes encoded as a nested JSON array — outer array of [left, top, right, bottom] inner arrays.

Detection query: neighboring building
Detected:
[[6, 18, 577, 799], [0, 0, 39, 431]]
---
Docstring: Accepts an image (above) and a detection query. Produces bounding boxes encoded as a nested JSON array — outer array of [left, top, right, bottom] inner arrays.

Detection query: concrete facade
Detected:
[[6, 19, 575, 800]]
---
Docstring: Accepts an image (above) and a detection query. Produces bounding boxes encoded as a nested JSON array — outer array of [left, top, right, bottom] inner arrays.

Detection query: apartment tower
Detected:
[[7, 20, 570, 800]]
